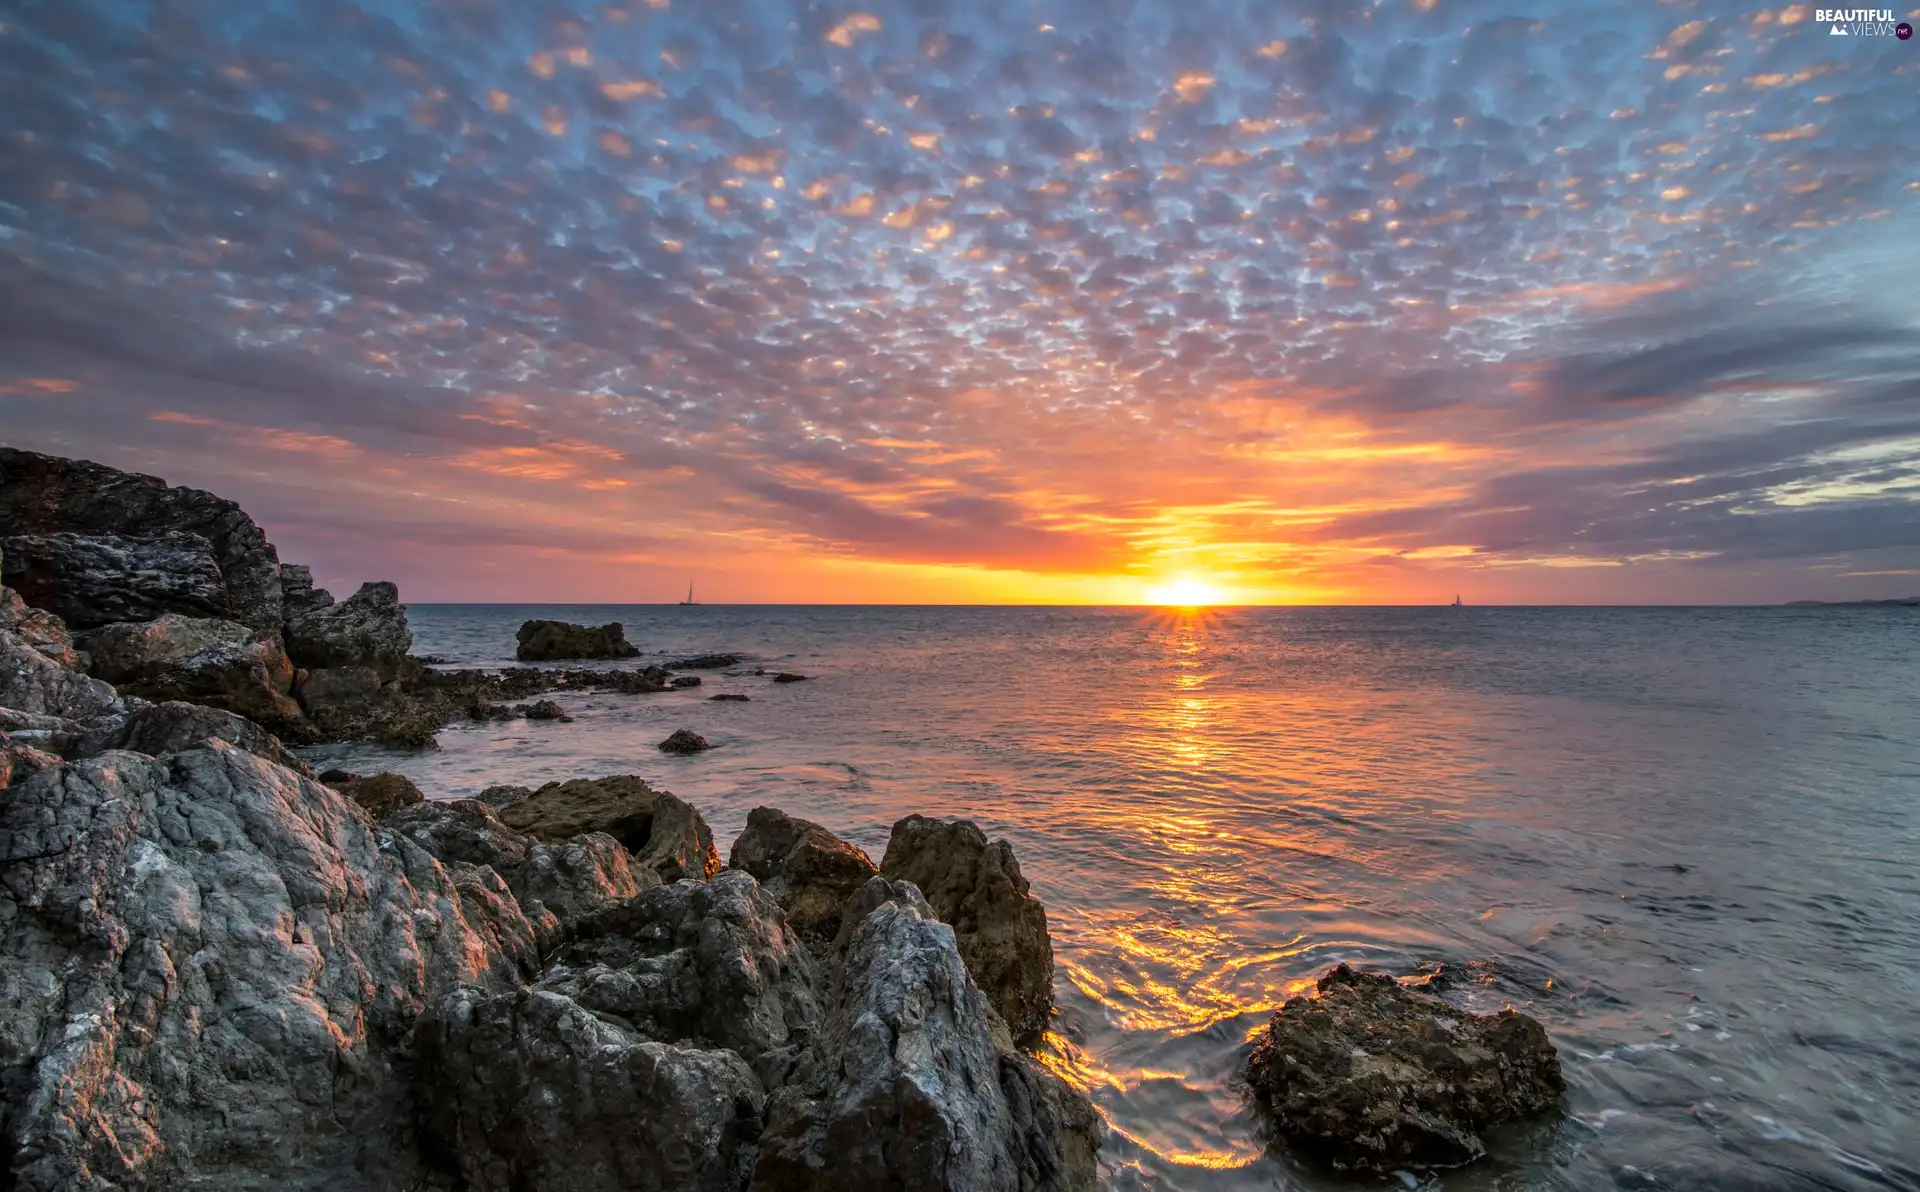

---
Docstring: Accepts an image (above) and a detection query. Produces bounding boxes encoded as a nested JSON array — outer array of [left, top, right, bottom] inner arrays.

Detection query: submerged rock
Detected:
[[1244, 964, 1565, 1173], [880, 815, 1056, 1044], [0, 586, 81, 668], [772, 672, 809, 683], [0, 446, 285, 631], [84, 612, 306, 737], [514, 619, 640, 661], [0, 742, 539, 1191], [515, 698, 569, 720], [728, 807, 879, 941], [753, 878, 1099, 1192], [285, 580, 412, 676], [673, 653, 741, 669], [660, 727, 712, 754], [710, 693, 751, 702], [498, 774, 722, 883]]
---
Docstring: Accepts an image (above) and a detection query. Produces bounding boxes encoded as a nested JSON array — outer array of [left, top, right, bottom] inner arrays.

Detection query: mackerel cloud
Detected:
[[1, 0, 1916, 600]]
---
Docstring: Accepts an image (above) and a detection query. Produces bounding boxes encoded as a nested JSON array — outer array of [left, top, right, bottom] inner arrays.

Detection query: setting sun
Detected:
[[1149, 578, 1224, 607]]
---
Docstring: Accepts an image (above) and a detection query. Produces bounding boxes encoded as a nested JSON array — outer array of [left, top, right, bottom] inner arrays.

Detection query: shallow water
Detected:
[[306, 605, 1920, 1191]]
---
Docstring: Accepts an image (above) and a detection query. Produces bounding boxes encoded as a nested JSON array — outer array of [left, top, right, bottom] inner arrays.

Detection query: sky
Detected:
[[1, 0, 1916, 605]]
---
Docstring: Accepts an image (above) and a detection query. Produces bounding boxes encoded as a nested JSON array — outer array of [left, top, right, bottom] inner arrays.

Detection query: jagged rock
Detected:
[[514, 619, 640, 662], [660, 727, 712, 754], [0, 730, 62, 788], [0, 627, 123, 722], [672, 653, 741, 669], [278, 562, 334, 619], [0, 742, 540, 1192], [728, 807, 879, 941], [880, 816, 1056, 1044], [671, 675, 703, 689], [1, 531, 233, 630], [79, 699, 313, 776], [500, 775, 721, 883], [416, 987, 767, 1192], [474, 783, 535, 811], [516, 698, 568, 720], [385, 799, 531, 877], [772, 672, 809, 683], [83, 613, 306, 737], [545, 870, 822, 1088], [385, 800, 650, 927], [710, 693, 751, 702], [329, 771, 426, 818], [753, 878, 1099, 1192], [0, 447, 284, 631], [0, 586, 81, 668], [1244, 964, 1565, 1173], [0, 706, 91, 758], [285, 580, 412, 676], [296, 664, 443, 748]]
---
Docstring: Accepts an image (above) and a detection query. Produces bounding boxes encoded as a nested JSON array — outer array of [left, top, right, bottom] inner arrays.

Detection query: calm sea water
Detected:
[[306, 605, 1920, 1191]]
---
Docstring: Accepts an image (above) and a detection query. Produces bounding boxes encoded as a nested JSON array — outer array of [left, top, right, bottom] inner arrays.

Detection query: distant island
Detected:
[[1785, 597, 1920, 606]]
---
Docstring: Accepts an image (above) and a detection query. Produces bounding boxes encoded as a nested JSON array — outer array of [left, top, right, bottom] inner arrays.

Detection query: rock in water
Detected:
[[83, 612, 307, 737], [772, 672, 809, 683], [880, 815, 1056, 1044], [0, 446, 285, 631], [1244, 964, 1564, 1173], [514, 619, 640, 661], [326, 770, 427, 818], [710, 693, 751, 702], [0, 586, 82, 668], [659, 727, 712, 754], [284, 580, 413, 676], [498, 774, 722, 882], [416, 987, 768, 1192], [728, 807, 879, 941], [752, 878, 1099, 1192], [0, 627, 123, 722], [80, 699, 314, 776], [0, 742, 540, 1191]]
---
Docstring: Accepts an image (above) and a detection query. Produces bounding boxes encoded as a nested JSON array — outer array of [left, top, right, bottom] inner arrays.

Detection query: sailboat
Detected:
[[678, 582, 698, 606], [1451, 594, 1463, 607]]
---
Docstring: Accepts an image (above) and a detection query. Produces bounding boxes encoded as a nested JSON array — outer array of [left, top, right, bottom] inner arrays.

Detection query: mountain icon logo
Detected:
[[1830, 22, 1848, 32]]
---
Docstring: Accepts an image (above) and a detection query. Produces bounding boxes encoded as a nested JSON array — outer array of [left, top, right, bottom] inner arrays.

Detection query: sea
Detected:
[[303, 604, 1920, 1192]]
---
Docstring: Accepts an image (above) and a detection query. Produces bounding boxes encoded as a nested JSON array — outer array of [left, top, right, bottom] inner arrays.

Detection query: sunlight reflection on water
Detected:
[[307, 604, 1920, 1191]]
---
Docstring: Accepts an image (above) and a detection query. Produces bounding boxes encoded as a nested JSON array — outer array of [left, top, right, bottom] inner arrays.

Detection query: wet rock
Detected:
[[515, 698, 570, 721], [728, 807, 879, 941], [752, 878, 1099, 1192], [80, 699, 314, 776], [880, 815, 1056, 1044], [514, 619, 640, 661], [474, 783, 535, 811], [416, 986, 767, 1192], [0, 730, 62, 788], [545, 870, 822, 1087], [285, 580, 412, 676], [0, 626, 123, 721], [0, 586, 82, 668], [0, 446, 285, 631], [324, 770, 427, 818], [1244, 963, 1565, 1173], [83, 613, 306, 737], [772, 672, 809, 683], [660, 727, 712, 754], [672, 652, 742, 669], [671, 674, 704, 689], [0, 742, 539, 1192], [498, 774, 722, 883], [710, 693, 751, 702]]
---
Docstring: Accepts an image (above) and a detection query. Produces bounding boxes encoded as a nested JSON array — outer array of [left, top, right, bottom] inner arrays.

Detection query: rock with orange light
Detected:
[[1245, 963, 1564, 1173], [728, 807, 879, 941], [880, 814, 1055, 1045]]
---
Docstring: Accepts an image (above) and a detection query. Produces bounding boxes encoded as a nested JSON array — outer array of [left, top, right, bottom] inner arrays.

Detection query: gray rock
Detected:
[[385, 799, 532, 877], [514, 833, 651, 924], [80, 699, 313, 776], [498, 774, 722, 883], [543, 870, 822, 1088], [514, 619, 640, 661], [474, 783, 535, 811], [0, 586, 82, 668], [295, 663, 385, 737], [0, 627, 123, 722], [285, 581, 412, 676], [0, 742, 540, 1191], [1244, 964, 1565, 1173], [0, 730, 62, 788], [0, 447, 284, 631], [880, 815, 1056, 1044], [660, 727, 712, 754], [416, 986, 767, 1192], [278, 563, 334, 620], [728, 807, 878, 941], [83, 613, 306, 738], [1, 531, 233, 630], [752, 878, 1099, 1192]]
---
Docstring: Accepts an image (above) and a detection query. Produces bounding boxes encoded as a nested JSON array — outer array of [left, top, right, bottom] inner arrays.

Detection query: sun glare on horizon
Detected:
[[1149, 578, 1224, 607]]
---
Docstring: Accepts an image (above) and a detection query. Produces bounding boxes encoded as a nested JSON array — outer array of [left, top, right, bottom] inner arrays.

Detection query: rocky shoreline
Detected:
[[1, 446, 1567, 1188]]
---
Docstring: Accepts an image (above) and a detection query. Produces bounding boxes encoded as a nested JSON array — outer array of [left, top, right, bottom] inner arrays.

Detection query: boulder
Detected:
[[772, 672, 809, 683], [710, 693, 751, 702], [474, 783, 535, 811], [83, 613, 306, 737], [0, 627, 123, 722], [0, 586, 81, 668], [80, 699, 314, 776], [545, 870, 823, 1087], [752, 878, 1099, 1192], [384, 800, 650, 927], [499, 775, 722, 883], [326, 771, 426, 818], [514, 619, 640, 661], [1244, 964, 1565, 1173], [660, 727, 712, 754], [285, 580, 412, 676], [0, 730, 62, 788], [278, 562, 334, 619], [416, 987, 767, 1192], [516, 698, 569, 720], [385, 799, 531, 877], [296, 664, 445, 748], [0, 446, 284, 631], [728, 807, 879, 941], [670, 675, 703, 689], [0, 742, 540, 1192], [880, 816, 1056, 1044]]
